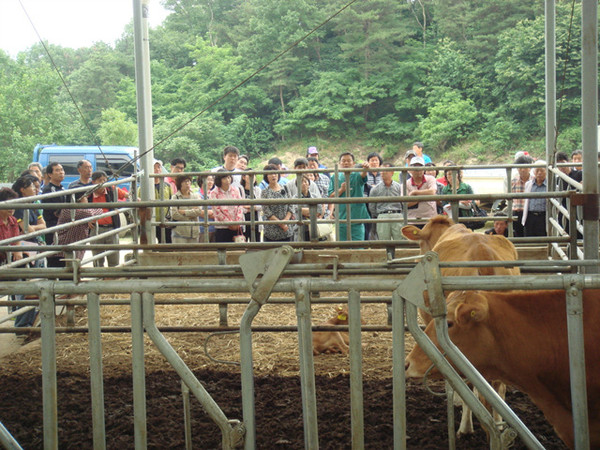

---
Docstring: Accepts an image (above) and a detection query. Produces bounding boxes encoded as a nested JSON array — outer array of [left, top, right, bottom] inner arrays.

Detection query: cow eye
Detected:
[[447, 321, 454, 329]]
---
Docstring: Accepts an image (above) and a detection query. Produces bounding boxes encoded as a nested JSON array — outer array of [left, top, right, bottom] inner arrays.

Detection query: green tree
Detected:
[[98, 108, 138, 146], [65, 46, 131, 131], [153, 112, 226, 171], [417, 90, 479, 151]]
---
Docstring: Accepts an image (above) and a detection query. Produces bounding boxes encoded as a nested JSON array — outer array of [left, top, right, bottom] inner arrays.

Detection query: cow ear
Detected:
[[401, 225, 422, 241], [455, 302, 488, 325]]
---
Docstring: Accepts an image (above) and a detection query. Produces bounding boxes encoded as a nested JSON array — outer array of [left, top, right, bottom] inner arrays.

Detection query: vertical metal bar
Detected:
[[446, 382, 456, 450], [333, 163, 340, 241], [581, 0, 600, 270], [391, 289, 406, 450], [565, 284, 590, 448], [40, 285, 58, 450], [348, 289, 364, 449], [240, 301, 260, 450], [294, 280, 319, 449], [219, 303, 229, 327], [545, 0, 556, 164], [309, 204, 318, 242], [569, 199, 578, 264], [133, 0, 155, 244], [506, 167, 514, 237], [345, 168, 352, 241], [87, 293, 106, 450], [182, 380, 192, 450], [130, 292, 147, 449]]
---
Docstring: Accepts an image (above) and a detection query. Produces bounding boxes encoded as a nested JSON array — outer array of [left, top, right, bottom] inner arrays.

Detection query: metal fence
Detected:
[[0, 247, 598, 449]]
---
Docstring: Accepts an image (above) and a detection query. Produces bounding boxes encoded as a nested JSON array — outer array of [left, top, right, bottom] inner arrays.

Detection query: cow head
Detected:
[[405, 290, 490, 379], [335, 305, 349, 323], [401, 215, 455, 253]]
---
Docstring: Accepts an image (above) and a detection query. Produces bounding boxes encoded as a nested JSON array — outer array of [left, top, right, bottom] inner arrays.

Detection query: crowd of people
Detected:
[[0, 143, 591, 333]]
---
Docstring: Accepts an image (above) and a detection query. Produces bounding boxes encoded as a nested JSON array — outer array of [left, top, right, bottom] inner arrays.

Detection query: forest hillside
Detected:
[[0, 0, 590, 181]]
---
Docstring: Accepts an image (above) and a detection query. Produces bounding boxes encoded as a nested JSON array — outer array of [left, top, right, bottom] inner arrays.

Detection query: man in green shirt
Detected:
[[328, 152, 370, 241]]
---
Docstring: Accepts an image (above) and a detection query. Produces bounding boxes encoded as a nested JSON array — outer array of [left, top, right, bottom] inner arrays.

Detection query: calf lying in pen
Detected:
[[312, 306, 351, 355]]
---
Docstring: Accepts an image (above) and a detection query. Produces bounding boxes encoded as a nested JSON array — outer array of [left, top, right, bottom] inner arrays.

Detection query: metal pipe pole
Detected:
[[40, 285, 58, 450], [391, 289, 407, 450], [133, 0, 155, 244], [130, 292, 147, 449], [565, 282, 590, 449], [348, 289, 364, 449], [581, 0, 600, 271], [87, 293, 107, 450], [294, 281, 319, 449], [545, 0, 556, 243], [545, 0, 556, 164]]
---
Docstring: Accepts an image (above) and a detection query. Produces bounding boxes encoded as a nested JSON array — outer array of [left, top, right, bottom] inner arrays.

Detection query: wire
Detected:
[[17, 0, 117, 183], [554, 0, 577, 155], [17, 0, 362, 194]]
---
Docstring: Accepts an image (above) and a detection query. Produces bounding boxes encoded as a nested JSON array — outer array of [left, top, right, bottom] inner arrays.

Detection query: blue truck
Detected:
[[33, 144, 138, 190]]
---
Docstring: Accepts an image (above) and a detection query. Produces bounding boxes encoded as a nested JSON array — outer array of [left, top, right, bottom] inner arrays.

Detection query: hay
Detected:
[[1, 292, 417, 380]]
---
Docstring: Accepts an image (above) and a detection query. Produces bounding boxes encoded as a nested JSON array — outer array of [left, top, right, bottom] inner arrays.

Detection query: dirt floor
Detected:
[[0, 293, 567, 449]]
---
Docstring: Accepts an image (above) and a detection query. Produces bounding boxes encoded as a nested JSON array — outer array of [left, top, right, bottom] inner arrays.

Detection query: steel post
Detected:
[[240, 301, 260, 450], [348, 289, 364, 449], [391, 289, 406, 450], [40, 285, 58, 450], [294, 281, 319, 449], [130, 292, 147, 449], [581, 0, 599, 270], [87, 293, 106, 450], [564, 282, 590, 449]]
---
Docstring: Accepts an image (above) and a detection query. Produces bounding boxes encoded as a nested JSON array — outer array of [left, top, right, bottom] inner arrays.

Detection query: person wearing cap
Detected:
[[328, 152, 370, 241], [510, 154, 533, 237], [522, 160, 547, 237], [412, 142, 432, 164], [403, 156, 437, 225], [404, 149, 417, 166]]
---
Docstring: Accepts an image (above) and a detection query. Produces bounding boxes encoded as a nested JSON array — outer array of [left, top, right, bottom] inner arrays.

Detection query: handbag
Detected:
[[465, 202, 488, 230], [233, 231, 246, 243]]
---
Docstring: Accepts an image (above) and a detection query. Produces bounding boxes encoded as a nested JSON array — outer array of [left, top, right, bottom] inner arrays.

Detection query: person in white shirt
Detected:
[[403, 157, 437, 226]]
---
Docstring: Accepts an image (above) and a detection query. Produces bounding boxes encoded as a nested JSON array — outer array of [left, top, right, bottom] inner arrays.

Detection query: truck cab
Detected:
[[33, 144, 138, 190]]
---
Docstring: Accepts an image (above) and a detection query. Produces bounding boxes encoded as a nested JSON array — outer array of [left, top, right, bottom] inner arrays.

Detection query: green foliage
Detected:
[[0, 0, 592, 183], [153, 113, 225, 171], [98, 108, 138, 146], [417, 90, 479, 151]]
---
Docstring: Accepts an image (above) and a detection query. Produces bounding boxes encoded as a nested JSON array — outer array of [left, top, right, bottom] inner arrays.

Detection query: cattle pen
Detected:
[[1, 153, 599, 449], [2, 0, 600, 448]]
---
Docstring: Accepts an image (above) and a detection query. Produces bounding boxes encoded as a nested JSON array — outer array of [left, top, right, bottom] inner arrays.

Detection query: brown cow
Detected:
[[312, 306, 350, 355], [405, 289, 600, 448], [401, 215, 520, 436], [401, 215, 520, 282]]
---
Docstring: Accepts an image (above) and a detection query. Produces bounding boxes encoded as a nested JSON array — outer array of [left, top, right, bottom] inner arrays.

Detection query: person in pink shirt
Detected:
[[209, 169, 245, 242]]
